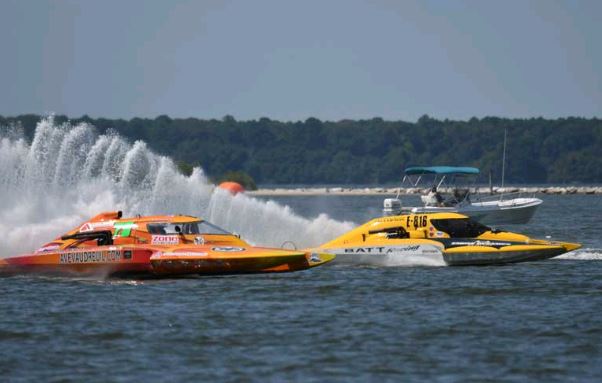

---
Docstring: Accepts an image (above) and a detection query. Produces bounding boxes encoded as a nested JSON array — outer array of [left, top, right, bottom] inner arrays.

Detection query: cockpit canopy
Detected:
[[430, 218, 490, 238], [146, 221, 231, 236]]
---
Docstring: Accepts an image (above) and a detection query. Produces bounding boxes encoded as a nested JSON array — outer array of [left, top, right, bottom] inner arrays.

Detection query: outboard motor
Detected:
[[383, 198, 402, 216]]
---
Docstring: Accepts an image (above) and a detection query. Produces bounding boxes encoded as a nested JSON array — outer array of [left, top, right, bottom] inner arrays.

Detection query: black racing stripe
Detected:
[[431, 238, 527, 249]]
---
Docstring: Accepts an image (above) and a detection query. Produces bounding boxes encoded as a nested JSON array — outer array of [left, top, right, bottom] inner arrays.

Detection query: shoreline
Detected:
[[249, 186, 602, 196]]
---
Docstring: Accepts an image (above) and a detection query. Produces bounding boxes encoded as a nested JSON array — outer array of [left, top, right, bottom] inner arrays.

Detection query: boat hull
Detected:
[[0, 248, 153, 277], [443, 244, 574, 266], [150, 249, 334, 275], [403, 198, 542, 225], [318, 242, 574, 267], [467, 198, 541, 225], [0, 246, 335, 278]]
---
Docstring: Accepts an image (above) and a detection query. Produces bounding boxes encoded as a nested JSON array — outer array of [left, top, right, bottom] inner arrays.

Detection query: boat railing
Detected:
[[395, 187, 539, 206]]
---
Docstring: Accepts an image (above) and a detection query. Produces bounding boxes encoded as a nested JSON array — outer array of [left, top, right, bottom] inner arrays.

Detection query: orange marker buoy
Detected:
[[218, 181, 245, 195]]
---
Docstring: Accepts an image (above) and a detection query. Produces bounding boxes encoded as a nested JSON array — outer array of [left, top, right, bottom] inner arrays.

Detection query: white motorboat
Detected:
[[385, 166, 542, 225]]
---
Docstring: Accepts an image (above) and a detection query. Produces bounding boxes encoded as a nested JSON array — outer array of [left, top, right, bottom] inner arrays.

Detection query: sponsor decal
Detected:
[[212, 246, 245, 252], [194, 236, 205, 245], [151, 235, 180, 245], [451, 240, 512, 247], [114, 221, 137, 238], [309, 253, 322, 263], [379, 217, 405, 223], [59, 250, 121, 264], [35, 243, 61, 253], [79, 221, 115, 233], [343, 245, 421, 254], [435, 231, 445, 237]]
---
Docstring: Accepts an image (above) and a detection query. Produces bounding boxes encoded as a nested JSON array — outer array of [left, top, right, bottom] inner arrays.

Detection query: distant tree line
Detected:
[[2, 114, 601, 184]]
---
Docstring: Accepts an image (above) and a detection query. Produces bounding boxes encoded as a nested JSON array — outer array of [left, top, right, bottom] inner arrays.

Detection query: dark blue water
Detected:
[[2, 195, 601, 382]]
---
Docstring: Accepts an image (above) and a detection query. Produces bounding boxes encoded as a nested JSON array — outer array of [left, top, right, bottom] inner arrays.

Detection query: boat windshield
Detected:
[[430, 218, 490, 238], [147, 221, 231, 235]]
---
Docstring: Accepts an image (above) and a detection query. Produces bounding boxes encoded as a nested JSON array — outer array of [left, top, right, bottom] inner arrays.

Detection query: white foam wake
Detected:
[[556, 249, 602, 260], [382, 253, 446, 267], [0, 117, 353, 257], [362, 253, 446, 267]]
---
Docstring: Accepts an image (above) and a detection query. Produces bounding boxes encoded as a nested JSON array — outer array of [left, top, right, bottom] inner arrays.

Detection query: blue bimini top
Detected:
[[404, 166, 480, 176]]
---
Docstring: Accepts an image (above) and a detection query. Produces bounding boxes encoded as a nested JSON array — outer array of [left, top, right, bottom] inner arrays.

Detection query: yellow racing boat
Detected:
[[316, 212, 580, 266]]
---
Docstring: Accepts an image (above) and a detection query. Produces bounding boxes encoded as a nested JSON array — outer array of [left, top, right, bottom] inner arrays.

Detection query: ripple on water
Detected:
[[1, 259, 602, 382], [1, 190, 601, 381]]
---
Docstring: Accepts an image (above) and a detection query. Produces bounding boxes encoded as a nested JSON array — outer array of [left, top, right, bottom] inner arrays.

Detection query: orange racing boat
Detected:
[[0, 211, 334, 277]]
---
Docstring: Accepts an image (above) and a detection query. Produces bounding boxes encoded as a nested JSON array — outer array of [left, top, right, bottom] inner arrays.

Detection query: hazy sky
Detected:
[[1, 0, 600, 121]]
